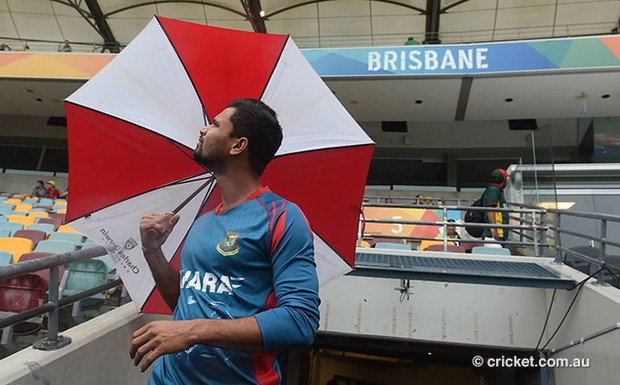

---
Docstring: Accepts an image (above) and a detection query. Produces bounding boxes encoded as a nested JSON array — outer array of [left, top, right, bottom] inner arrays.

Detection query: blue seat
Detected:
[[36, 198, 54, 207], [0, 229, 9, 238], [0, 251, 13, 266], [471, 246, 511, 256], [27, 223, 55, 235], [49, 232, 85, 246], [34, 240, 77, 254], [22, 199, 38, 205], [0, 222, 24, 236], [94, 255, 116, 274], [61, 259, 108, 312], [0, 203, 14, 213], [374, 242, 411, 250], [0, 216, 7, 223]]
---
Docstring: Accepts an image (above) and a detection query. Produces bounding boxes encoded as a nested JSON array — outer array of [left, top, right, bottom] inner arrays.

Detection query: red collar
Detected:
[[214, 186, 270, 215]]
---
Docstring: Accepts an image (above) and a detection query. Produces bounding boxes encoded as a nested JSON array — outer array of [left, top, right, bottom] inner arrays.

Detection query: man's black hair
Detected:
[[37, 180, 44, 185], [227, 98, 283, 176]]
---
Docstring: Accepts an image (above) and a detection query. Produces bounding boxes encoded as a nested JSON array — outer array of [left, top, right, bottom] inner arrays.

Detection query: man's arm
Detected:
[[139, 213, 181, 311], [486, 211, 499, 240], [130, 316, 263, 372], [130, 203, 320, 371]]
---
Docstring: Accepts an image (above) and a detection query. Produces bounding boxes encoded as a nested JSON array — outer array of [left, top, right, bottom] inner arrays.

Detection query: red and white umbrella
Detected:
[[65, 17, 374, 314]]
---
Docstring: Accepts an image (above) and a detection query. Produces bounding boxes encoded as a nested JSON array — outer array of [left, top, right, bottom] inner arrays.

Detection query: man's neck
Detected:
[[214, 168, 263, 209]]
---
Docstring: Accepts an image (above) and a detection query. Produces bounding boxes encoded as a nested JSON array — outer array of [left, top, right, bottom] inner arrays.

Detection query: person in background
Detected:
[[0, 43, 11, 51], [404, 36, 418, 45], [58, 40, 72, 52], [436, 219, 462, 246], [31, 180, 46, 198], [482, 169, 509, 241], [45, 180, 60, 199]]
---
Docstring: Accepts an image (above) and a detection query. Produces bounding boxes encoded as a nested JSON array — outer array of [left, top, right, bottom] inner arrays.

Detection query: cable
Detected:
[[539, 268, 604, 351], [535, 288, 557, 351]]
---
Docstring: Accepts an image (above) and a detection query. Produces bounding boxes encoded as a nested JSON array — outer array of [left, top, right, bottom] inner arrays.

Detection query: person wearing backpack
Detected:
[[482, 169, 509, 241]]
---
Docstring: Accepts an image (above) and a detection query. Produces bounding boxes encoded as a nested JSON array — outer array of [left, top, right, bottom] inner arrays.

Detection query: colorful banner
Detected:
[[363, 207, 461, 239], [303, 36, 620, 77], [1, 36, 619, 80]]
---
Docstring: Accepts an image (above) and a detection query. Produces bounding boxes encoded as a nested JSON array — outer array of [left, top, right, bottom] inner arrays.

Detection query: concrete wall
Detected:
[[0, 170, 68, 196], [0, 304, 166, 385]]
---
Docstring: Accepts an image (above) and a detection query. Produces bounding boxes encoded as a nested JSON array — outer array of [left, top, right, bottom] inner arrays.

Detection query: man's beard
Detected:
[[193, 147, 222, 173]]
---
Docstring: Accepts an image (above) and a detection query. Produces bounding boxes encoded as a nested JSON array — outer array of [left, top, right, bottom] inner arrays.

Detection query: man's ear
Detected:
[[230, 137, 249, 155]]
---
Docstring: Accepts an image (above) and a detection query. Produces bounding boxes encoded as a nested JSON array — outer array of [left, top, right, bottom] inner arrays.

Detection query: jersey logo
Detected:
[[216, 231, 240, 256]]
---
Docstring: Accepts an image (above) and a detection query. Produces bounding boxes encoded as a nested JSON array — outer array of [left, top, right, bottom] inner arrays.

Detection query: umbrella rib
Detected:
[[274, 142, 375, 159], [64, 100, 201, 154], [68, 174, 213, 222], [169, 175, 215, 214], [155, 16, 208, 125], [141, 179, 217, 311], [258, 35, 290, 101], [312, 230, 352, 268]]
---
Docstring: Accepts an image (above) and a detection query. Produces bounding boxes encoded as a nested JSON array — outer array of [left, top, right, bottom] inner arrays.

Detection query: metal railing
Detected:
[[360, 199, 620, 286], [0, 245, 118, 351], [360, 202, 548, 253]]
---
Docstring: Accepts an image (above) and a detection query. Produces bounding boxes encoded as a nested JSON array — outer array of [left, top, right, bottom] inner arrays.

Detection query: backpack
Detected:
[[464, 189, 487, 237]]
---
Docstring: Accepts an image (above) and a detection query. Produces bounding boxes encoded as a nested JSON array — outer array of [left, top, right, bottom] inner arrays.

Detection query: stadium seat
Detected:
[[49, 232, 85, 246], [18, 252, 63, 295], [0, 251, 13, 266], [36, 198, 54, 207], [374, 242, 411, 250], [7, 211, 27, 216], [57, 225, 80, 234], [2, 198, 21, 205], [34, 240, 77, 254], [21, 198, 38, 205], [0, 274, 46, 341], [0, 222, 24, 236], [94, 255, 116, 274], [29, 207, 49, 213], [53, 200, 67, 207], [13, 230, 47, 248], [35, 218, 62, 230], [420, 240, 455, 251], [0, 204, 14, 214], [471, 246, 512, 256], [13, 204, 32, 213], [60, 259, 108, 314], [0, 229, 10, 238], [425, 244, 467, 253], [0, 237, 34, 263], [49, 213, 66, 223], [0, 216, 6, 223], [27, 223, 55, 235], [54, 208, 67, 214], [27, 211, 49, 219], [7, 215, 35, 228]]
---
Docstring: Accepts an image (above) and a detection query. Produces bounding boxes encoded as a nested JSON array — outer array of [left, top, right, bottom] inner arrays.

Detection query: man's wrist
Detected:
[[141, 245, 161, 254]]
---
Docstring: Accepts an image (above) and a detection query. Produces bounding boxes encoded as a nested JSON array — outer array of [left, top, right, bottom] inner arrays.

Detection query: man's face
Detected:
[[36, 182, 43, 188], [194, 107, 237, 171], [447, 225, 457, 237]]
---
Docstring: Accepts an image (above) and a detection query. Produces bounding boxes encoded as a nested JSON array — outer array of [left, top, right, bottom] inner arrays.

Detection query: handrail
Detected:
[[0, 245, 113, 350], [0, 246, 107, 280], [547, 208, 620, 223]]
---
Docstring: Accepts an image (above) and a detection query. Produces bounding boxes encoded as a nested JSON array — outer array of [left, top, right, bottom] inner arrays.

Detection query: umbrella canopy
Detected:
[[65, 17, 374, 314]]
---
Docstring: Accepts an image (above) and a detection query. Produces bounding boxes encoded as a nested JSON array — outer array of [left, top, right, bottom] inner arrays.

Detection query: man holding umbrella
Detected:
[[131, 98, 320, 385]]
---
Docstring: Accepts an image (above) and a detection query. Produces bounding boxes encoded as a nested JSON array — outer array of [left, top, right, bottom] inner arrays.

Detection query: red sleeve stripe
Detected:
[[270, 204, 286, 254]]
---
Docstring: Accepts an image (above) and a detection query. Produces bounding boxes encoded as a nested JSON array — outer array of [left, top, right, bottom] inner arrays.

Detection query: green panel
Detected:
[[528, 39, 573, 67], [561, 39, 620, 68]]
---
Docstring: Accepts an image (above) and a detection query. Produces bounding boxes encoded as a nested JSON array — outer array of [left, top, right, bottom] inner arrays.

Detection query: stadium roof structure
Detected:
[[0, 0, 618, 52]]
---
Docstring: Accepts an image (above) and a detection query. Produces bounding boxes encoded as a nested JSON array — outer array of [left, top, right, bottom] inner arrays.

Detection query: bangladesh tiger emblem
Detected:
[[216, 231, 241, 256]]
